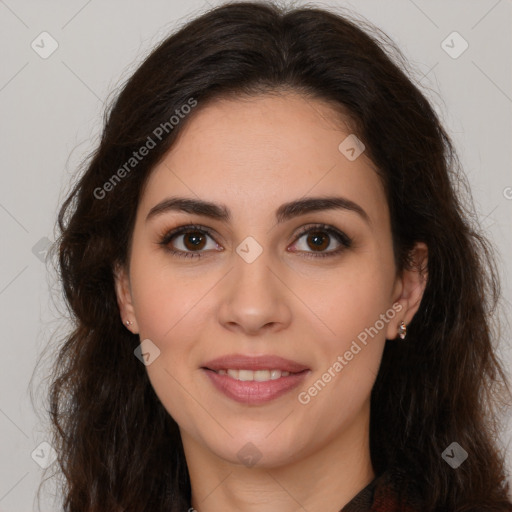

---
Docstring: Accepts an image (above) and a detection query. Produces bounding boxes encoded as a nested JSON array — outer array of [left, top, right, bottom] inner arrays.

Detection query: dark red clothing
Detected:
[[341, 468, 512, 511]]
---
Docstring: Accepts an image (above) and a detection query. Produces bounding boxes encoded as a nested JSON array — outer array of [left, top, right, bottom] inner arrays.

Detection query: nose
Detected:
[[217, 247, 292, 336]]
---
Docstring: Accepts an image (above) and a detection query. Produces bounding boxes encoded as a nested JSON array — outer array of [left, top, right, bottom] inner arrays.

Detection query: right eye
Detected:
[[158, 224, 222, 259]]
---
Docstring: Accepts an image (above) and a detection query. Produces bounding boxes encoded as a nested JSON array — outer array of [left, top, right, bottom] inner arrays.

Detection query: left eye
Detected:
[[291, 229, 338, 252], [289, 225, 352, 259], [159, 224, 352, 259]]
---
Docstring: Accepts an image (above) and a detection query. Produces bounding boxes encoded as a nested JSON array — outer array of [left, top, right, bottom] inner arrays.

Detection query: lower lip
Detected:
[[202, 368, 310, 404]]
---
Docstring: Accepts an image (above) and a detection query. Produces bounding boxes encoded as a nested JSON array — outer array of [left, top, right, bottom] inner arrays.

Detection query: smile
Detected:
[[202, 368, 310, 404]]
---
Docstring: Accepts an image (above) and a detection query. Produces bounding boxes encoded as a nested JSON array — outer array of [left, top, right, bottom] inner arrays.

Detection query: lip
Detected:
[[201, 354, 311, 405], [202, 354, 310, 373], [202, 367, 310, 404]]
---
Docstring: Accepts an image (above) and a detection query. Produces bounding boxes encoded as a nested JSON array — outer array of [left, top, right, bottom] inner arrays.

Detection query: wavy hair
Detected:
[[41, 1, 512, 510]]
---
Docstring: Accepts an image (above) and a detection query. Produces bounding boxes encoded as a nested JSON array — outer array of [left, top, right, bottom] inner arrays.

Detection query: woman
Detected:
[[46, 1, 512, 510]]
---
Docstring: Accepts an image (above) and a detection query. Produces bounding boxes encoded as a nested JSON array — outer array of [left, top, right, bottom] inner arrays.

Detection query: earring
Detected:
[[125, 320, 133, 327], [398, 321, 407, 339]]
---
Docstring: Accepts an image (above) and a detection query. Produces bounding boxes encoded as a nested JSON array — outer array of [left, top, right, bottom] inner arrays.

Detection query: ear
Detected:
[[113, 262, 139, 333], [385, 242, 428, 340]]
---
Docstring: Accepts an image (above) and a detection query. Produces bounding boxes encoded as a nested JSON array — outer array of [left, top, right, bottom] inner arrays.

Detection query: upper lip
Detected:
[[202, 354, 309, 373]]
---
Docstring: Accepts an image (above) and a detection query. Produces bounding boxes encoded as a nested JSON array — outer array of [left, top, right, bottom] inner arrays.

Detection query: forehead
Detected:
[[168, 92, 356, 171], [138, 92, 388, 227]]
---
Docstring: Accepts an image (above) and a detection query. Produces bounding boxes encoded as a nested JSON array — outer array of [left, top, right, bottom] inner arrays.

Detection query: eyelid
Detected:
[[158, 223, 219, 247], [293, 223, 352, 246]]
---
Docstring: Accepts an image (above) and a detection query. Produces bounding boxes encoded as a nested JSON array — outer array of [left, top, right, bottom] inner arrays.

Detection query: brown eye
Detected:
[[180, 231, 208, 251], [305, 231, 330, 252], [159, 225, 220, 259], [289, 224, 352, 259], [159, 223, 351, 260]]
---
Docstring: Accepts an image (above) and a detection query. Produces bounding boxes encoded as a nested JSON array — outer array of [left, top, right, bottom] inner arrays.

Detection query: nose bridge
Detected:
[[232, 234, 277, 297], [219, 232, 291, 333]]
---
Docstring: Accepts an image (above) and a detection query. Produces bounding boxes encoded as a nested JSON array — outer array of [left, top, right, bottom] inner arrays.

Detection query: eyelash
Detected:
[[157, 223, 352, 260]]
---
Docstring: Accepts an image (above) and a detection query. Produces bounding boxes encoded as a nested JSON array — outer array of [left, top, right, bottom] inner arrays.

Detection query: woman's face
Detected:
[[115, 92, 426, 469]]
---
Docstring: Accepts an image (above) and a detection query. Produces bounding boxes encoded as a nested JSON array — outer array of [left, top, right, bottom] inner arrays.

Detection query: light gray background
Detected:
[[1, 0, 511, 510]]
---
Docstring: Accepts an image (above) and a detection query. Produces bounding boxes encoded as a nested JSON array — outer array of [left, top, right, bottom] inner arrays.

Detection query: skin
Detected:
[[114, 92, 428, 512]]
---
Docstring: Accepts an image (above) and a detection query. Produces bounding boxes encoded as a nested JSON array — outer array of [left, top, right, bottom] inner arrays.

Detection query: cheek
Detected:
[[303, 258, 393, 401], [130, 253, 210, 341], [128, 257, 209, 429], [298, 268, 390, 423], [309, 259, 395, 342]]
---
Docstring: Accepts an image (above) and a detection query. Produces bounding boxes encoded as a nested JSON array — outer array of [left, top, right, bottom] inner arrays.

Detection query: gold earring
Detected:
[[398, 321, 407, 339]]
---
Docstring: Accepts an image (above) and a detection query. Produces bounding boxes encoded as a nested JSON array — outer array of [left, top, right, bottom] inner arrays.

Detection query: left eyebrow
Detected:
[[145, 195, 371, 226]]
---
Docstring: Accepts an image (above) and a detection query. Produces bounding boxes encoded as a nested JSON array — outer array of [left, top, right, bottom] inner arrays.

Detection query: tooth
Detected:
[[238, 369, 254, 381], [254, 370, 271, 381], [219, 369, 294, 381], [227, 369, 239, 379]]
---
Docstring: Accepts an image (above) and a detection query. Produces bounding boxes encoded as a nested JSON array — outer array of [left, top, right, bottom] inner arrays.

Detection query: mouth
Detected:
[[201, 367, 311, 406], [200, 354, 310, 404]]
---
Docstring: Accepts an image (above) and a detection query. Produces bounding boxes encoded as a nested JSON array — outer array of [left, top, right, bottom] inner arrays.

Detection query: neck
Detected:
[[183, 401, 375, 512]]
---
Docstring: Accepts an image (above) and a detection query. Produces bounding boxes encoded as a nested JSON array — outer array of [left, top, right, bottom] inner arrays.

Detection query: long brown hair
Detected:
[[40, 1, 512, 510]]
